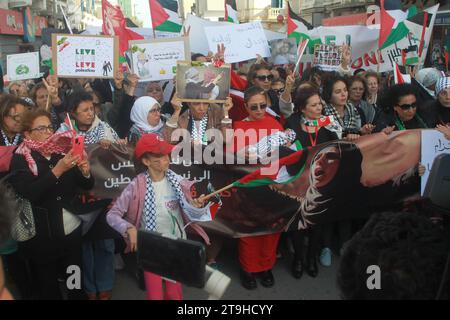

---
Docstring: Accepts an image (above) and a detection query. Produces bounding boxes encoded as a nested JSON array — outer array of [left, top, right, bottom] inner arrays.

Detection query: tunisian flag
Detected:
[[102, 0, 143, 56]]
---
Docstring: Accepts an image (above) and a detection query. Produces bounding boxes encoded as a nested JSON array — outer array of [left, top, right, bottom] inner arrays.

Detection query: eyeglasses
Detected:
[[30, 125, 54, 133], [249, 103, 267, 111], [398, 103, 417, 110], [255, 75, 274, 82], [149, 107, 161, 114]]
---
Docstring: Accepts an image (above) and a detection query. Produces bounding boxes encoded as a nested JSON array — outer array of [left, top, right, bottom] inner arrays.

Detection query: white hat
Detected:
[[415, 68, 442, 88]]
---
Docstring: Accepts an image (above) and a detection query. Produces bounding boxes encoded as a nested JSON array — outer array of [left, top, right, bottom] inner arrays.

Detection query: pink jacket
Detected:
[[106, 173, 210, 253]]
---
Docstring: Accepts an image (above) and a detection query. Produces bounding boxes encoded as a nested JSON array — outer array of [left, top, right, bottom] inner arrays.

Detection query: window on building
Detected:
[[271, 0, 283, 8]]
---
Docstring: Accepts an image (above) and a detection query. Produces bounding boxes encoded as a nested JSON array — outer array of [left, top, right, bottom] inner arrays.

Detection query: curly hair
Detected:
[[338, 211, 450, 299], [321, 75, 348, 104], [380, 83, 416, 111]]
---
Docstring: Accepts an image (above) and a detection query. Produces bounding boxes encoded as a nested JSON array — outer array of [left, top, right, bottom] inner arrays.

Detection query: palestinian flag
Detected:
[[232, 149, 308, 188], [287, 1, 319, 47], [379, 0, 408, 49], [225, 0, 238, 24], [149, 0, 182, 33], [394, 63, 411, 84], [304, 116, 334, 128], [401, 45, 419, 66]]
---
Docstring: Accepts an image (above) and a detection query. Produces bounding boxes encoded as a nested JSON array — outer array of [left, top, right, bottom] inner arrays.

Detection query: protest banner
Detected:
[[204, 21, 270, 64], [129, 37, 189, 82], [84, 130, 423, 238], [313, 44, 343, 71], [420, 129, 450, 195], [52, 34, 119, 79], [176, 61, 231, 103], [269, 38, 298, 65], [7, 52, 40, 81]]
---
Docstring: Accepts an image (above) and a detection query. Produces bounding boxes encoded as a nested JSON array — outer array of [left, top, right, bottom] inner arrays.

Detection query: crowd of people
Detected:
[[0, 41, 449, 300]]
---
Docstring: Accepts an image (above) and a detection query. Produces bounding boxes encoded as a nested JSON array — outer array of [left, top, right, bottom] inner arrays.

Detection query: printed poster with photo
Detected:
[[176, 61, 231, 103], [269, 38, 298, 65], [7, 52, 40, 81], [52, 34, 119, 79], [129, 37, 190, 82], [313, 44, 344, 72]]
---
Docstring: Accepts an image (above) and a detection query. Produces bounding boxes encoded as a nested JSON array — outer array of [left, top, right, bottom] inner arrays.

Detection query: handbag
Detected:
[[11, 195, 36, 242]]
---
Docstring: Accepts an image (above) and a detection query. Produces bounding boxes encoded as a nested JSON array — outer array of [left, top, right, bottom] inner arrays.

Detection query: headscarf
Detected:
[[15, 130, 75, 176], [436, 77, 450, 96], [130, 96, 164, 133]]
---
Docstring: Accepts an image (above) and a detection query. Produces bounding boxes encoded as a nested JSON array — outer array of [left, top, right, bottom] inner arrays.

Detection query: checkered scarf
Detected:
[[436, 77, 450, 95], [142, 170, 187, 232], [248, 129, 297, 159], [323, 103, 360, 134], [77, 118, 120, 145], [15, 130, 75, 176]]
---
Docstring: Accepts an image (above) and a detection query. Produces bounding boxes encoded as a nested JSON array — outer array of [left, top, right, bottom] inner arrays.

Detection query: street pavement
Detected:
[[112, 239, 341, 300]]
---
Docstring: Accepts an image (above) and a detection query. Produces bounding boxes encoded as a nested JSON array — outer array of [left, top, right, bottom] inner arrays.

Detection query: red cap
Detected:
[[134, 134, 175, 159]]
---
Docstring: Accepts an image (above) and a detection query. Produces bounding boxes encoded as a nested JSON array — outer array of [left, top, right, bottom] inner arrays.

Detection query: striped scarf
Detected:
[[323, 103, 360, 134], [15, 130, 75, 176]]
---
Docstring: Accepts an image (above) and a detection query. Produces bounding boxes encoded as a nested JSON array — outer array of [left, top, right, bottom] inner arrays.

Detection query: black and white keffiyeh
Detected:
[[79, 120, 119, 144], [190, 112, 208, 145], [247, 129, 297, 159], [1, 130, 21, 146], [323, 103, 360, 134]]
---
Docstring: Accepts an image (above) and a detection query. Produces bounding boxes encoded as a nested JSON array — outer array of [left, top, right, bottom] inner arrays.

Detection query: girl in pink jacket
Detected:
[[107, 133, 213, 300]]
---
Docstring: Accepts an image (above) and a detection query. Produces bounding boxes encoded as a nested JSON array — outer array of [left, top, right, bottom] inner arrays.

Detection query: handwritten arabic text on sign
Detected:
[[420, 130, 450, 195], [204, 22, 270, 64]]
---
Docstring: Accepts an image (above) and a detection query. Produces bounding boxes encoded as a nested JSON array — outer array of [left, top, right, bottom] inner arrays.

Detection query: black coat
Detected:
[[9, 151, 95, 241]]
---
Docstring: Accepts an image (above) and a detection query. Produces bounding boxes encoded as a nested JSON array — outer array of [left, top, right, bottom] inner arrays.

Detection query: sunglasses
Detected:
[[149, 107, 162, 113], [255, 75, 274, 82], [398, 103, 417, 110], [249, 103, 267, 111], [273, 88, 285, 95], [7, 113, 24, 122]]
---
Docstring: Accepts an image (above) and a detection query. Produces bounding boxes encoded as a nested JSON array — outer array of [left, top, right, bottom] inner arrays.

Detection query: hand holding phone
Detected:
[[72, 135, 85, 163]]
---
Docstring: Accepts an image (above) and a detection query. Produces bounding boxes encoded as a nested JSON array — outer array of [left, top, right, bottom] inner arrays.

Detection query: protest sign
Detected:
[[176, 61, 231, 103], [420, 130, 450, 195], [52, 34, 119, 79], [313, 44, 343, 71], [269, 38, 297, 65], [129, 37, 189, 82], [204, 21, 270, 64], [7, 52, 40, 81]]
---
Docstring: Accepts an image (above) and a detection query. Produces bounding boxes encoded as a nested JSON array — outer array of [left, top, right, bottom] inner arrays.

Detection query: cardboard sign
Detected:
[[313, 44, 344, 71], [52, 34, 119, 79], [129, 37, 190, 82], [204, 21, 270, 64], [176, 61, 231, 103], [420, 130, 450, 195], [269, 38, 298, 65], [7, 52, 40, 81]]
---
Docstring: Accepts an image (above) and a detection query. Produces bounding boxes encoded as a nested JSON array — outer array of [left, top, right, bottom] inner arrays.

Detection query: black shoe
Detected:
[[306, 256, 318, 278], [291, 258, 304, 279], [259, 270, 275, 288], [240, 269, 257, 290]]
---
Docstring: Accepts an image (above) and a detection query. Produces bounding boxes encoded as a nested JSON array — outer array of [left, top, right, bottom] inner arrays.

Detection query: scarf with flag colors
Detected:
[[225, 0, 238, 24], [232, 148, 308, 188], [102, 0, 143, 57], [149, 0, 182, 33]]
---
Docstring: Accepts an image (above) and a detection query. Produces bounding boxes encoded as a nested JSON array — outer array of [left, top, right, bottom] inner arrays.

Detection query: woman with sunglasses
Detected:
[[9, 109, 94, 299], [231, 86, 288, 290], [0, 94, 30, 147], [128, 96, 165, 145], [247, 64, 283, 122]]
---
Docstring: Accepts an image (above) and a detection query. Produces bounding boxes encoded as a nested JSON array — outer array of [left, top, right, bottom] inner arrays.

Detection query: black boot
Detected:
[[291, 256, 304, 279], [305, 254, 318, 278], [259, 269, 275, 288], [240, 269, 257, 290]]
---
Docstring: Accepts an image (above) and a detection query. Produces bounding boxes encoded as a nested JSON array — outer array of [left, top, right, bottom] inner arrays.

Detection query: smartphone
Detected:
[[72, 135, 85, 162]]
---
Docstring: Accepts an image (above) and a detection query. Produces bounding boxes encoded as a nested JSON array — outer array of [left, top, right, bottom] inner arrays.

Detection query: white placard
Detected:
[[421, 130, 450, 195], [7, 52, 40, 81], [204, 21, 270, 64], [52, 34, 118, 79], [129, 37, 189, 82]]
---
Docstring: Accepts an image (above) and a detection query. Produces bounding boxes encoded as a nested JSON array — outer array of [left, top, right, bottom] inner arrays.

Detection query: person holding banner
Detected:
[[284, 86, 339, 278], [322, 75, 361, 141], [9, 109, 94, 300], [129, 96, 165, 145], [106, 133, 214, 300]]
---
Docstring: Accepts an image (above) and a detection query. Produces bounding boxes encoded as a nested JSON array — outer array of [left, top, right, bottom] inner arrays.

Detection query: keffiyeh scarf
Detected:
[[247, 129, 297, 159], [15, 130, 75, 176], [323, 103, 360, 134], [1, 130, 21, 146]]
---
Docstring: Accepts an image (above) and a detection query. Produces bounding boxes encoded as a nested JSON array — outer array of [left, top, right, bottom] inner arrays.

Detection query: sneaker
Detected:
[[319, 247, 332, 267]]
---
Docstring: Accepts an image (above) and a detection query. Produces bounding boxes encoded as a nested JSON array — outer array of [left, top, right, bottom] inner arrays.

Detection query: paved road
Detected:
[[112, 239, 341, 300]]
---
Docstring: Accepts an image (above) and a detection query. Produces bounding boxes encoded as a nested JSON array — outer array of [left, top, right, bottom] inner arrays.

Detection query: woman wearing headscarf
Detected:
[[129, 96, 165, 145]]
